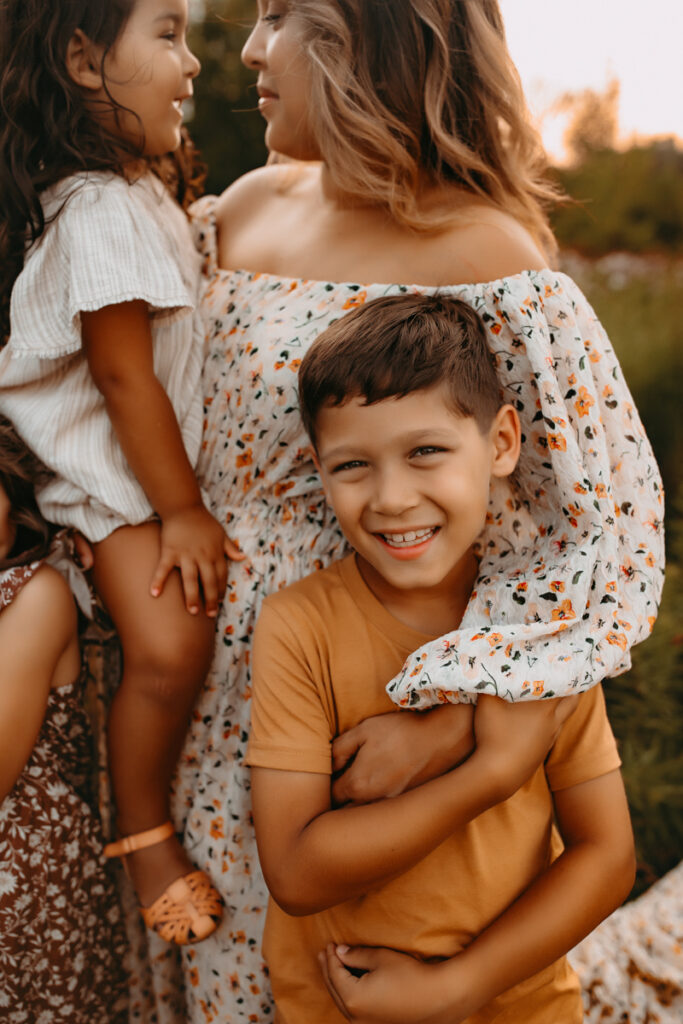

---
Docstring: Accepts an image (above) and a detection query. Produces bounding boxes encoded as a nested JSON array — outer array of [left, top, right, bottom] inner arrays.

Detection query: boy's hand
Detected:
[[473, 693, 578, 801], [150, 504, 245, 616], [332, 705, 474, 806], [319, 944, 475, 1024]]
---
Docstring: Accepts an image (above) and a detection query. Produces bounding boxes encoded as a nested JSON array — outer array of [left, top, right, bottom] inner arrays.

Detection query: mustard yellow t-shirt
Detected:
[[248, 554, 621, 1023]]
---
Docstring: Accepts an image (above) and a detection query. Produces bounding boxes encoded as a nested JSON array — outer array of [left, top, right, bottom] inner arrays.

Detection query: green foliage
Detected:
[[552, 142, 683, 255], [189, 0, 266, 194]]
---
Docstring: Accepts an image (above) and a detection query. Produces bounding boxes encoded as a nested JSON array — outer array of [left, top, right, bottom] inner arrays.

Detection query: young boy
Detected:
[[247, 294, 634, 1023]]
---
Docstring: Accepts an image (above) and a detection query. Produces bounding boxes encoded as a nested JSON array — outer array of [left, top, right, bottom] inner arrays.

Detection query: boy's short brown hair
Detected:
[[298, 293, 503, 449]]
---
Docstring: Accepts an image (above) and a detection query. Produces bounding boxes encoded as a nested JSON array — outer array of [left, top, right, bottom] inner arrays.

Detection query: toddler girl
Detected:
[[0, 416, 128, 1021], [0, 0, 240, 944]]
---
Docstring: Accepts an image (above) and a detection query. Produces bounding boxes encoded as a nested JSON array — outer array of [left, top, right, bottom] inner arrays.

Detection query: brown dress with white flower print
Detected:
[[0, 561, 128, 1023]]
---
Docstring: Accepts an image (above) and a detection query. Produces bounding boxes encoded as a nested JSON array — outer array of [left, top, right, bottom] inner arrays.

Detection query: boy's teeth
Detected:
[[381, 528, 436, 547]]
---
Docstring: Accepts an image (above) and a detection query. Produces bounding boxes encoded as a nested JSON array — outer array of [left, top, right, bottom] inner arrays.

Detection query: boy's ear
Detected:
[[490, 404, 521, 478], [66, 29, 104, 91]]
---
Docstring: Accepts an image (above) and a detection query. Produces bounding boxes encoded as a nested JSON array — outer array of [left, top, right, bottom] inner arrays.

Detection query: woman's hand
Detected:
[[150, 504, 244, 616], [332, 704, 474, 806], [318, 944, 476, 1024], [473, 693, 578, 801]]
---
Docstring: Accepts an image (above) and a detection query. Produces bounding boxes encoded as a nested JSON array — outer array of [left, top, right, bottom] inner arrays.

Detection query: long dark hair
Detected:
[[0, 0, 204, 341], [0, 416, 52, 569]]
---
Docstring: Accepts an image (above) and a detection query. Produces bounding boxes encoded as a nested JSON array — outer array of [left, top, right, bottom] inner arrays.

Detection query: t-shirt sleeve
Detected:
[[10, 177, 193, 360], [545, 685, 621, 792], [246, 598, 334, 775], [386, 271, 665, 708]]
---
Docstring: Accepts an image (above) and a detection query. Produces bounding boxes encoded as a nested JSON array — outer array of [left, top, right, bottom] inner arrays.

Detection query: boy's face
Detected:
[[315, 386, 520, 607]]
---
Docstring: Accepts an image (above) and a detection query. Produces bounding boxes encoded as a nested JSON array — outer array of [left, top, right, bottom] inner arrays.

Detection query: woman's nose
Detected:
[[241, 24, 265, 69]]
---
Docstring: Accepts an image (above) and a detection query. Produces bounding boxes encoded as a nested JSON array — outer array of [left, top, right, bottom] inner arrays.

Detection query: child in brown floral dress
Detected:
[[0, 418, 128, 1022]]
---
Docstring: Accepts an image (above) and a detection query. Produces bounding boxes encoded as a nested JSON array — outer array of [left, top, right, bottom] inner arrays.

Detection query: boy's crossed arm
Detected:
[[319, 766, 634, 1023], [251, 688, 575, 917]]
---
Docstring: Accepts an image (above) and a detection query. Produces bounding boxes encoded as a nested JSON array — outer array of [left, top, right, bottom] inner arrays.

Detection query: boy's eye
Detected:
[[331, 459, 366, 474], [411, 445, 446, 458]]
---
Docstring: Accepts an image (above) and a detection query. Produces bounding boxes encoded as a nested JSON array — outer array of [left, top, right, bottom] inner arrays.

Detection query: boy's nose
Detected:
[[369, 470, 419, 517]]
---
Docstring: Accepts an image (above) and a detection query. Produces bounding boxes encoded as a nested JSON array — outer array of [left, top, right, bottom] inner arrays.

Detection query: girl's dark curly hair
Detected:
[[0, 0, 205, 342], [0, 415, 52, 568]]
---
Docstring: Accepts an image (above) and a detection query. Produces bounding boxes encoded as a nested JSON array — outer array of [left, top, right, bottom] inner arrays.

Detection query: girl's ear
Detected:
[[490, 404, 521, 479], [66, 29, 104, 91]]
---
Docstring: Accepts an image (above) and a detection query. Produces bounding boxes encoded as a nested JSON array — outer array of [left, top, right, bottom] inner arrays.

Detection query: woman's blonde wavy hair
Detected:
[[287, 0, 558, 255]]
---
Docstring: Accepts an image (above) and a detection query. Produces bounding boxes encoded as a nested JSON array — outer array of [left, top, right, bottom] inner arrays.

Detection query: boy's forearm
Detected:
[[440, 827, 635, 1012], [264, 750, 505, 915]]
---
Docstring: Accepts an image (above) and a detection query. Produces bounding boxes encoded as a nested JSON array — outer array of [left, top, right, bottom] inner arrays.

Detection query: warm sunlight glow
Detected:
[[500, 0, 683, 163]]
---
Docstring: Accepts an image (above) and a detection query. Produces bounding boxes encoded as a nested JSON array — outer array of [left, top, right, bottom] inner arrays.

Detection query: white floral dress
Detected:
[[125, 197, 664, 1023]]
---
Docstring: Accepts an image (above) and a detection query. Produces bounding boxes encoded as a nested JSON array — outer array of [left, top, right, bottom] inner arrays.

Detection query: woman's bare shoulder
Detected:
[[441, 204, 550, 283], [214, 162, 315, 232]]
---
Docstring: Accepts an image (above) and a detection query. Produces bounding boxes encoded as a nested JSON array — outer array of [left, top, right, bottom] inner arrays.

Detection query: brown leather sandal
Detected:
[[104, 821, 223, 945]]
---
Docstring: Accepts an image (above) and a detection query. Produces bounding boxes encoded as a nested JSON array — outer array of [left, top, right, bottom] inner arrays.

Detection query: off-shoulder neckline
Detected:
[[209, 263, 569, 294]]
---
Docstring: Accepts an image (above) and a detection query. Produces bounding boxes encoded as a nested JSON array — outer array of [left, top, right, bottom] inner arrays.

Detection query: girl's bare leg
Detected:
[[93, 523, 215, 907]]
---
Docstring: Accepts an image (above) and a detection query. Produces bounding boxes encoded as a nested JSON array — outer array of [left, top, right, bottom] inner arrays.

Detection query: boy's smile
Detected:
[[315, 386, 520, 633]]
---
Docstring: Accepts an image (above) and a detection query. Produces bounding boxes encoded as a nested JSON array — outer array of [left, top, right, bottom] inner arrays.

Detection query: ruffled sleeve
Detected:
[[387, 271, 665, 707], [9, 173, 195, 360]]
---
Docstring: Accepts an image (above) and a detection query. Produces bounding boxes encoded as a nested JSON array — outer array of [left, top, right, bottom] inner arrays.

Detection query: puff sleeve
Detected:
[[9, 174, 195, 360], [387, 272, 665, 707]]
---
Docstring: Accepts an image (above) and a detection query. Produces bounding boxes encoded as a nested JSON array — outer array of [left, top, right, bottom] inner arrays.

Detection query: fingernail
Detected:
[[189, 606, 198, 615], [151, 588, 159, 597], [336, 944, 350, 955]]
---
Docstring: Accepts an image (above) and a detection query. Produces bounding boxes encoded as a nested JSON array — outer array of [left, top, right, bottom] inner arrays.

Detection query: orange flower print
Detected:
[[289, 359, 301, 372], [532, 680, 544, 696], [210, 817, 224, 840], [606, 580, 617, 593], [595, 482, 607, 498], [645, 551, 656, 566], [606, 631, 628, 651], [189, 967, 199, 987], [236, 449, 253, 468], [549, 580, 565, 593], [548, 433, 567, 452], [567, 373, 577, 387], [567, 503, 583, 517], [487, 632, 503, 646], [342, 290, 367, 310], [551, 599, 575, 621], [489, 322, 502, 335], [575, 386, 595, 418], [516, 581, 528, 592], [574, 483, 588, 494]]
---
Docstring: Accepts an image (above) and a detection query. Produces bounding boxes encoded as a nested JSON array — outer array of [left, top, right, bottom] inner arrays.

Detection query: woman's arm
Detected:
[[319, 768, 635, 1023], [0, 566, 80, 801], [251, 694, 573, 916], [82, 301, 243, 615], [331, 704, 474, 806]]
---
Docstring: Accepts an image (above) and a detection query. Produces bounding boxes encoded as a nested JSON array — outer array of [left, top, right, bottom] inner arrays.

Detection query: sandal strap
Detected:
[[104, 820, 175, 859]]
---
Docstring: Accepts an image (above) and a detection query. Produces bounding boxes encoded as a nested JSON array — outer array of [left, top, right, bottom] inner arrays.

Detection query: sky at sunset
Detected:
[[499, 0, 683, 161]]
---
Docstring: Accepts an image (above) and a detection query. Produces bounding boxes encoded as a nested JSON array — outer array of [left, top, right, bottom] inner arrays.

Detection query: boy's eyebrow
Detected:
[[319, 427, 459, 461]]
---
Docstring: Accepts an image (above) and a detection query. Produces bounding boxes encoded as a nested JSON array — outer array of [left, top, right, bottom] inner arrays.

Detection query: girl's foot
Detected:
[[104, 822, 223, 944]]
